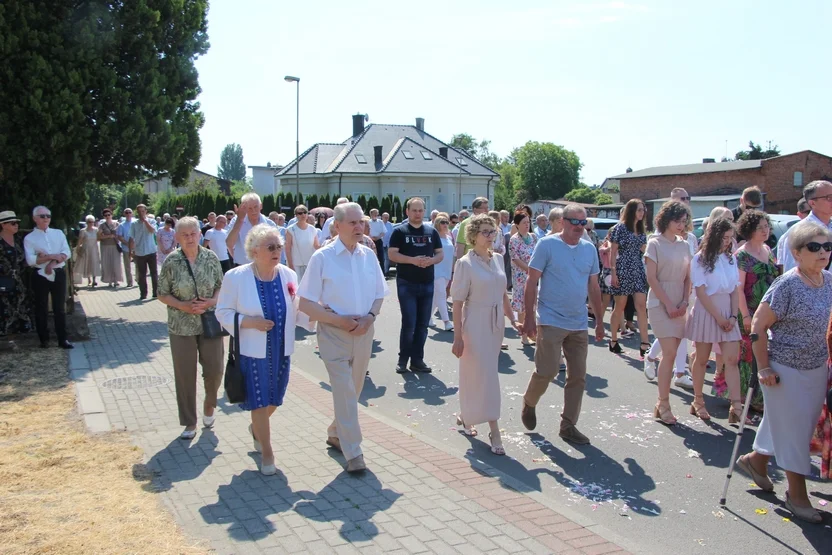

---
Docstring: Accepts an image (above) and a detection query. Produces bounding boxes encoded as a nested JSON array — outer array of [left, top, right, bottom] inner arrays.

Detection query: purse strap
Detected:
[[182, 249, 202, 301], [234, 312, 241, 360]]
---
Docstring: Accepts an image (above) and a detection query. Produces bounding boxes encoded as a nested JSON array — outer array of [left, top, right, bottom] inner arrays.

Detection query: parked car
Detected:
[[589, 218, 619, 241]]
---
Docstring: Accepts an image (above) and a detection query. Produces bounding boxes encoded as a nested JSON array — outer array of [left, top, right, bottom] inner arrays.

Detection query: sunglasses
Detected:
[[263, 243, 282, 252], [296, 211, 308, 215], [4, 221, 20, 225], [36, 214, 51, 219], [566, 218, 588, 226], [804, 242, 832, 253], [679, 196, 691, 202]]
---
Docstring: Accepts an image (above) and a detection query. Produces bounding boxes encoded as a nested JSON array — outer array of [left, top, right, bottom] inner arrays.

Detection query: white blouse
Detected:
[[690, 252, 738, 296]]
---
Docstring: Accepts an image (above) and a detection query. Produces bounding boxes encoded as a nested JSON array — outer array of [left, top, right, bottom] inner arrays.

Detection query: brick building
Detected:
[[604, 150, 832, 216]]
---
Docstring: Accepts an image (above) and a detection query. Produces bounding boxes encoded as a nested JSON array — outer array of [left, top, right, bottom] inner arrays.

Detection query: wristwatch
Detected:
[[749, 332, 759, 342]]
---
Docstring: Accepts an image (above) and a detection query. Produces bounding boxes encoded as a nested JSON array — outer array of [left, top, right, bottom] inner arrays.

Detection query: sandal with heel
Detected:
[[639, 342, 650, 358], [653, 397, 677, 426], [456, 415, 477, 437], [689, 395, 711, 421], [488, 432, 505, 456], [728, 400, 752, 426], [609, 340, 623, 354]]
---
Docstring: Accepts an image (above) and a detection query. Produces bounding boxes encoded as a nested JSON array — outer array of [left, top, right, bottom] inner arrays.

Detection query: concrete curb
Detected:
[[68, 342, 112, 433], [290, 363, 643, 555]]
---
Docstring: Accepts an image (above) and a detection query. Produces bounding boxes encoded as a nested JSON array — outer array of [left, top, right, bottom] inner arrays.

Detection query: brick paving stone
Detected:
[[75, 288, 629, 555]]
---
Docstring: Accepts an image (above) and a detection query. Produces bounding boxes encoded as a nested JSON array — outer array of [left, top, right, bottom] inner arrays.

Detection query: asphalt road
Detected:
[[291, 277, 832, 555]]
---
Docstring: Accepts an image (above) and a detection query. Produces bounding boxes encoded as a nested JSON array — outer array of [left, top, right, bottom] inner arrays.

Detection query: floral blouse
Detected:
[[158, 247, 224, 336]]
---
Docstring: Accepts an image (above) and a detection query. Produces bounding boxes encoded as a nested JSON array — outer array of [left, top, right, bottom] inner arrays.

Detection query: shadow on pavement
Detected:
[[85, 315, 170, 369], [552, 371, 608, 399], [397, 372, 458, 406], [723, 504, 829, 555], [133, 430, 220, 493]]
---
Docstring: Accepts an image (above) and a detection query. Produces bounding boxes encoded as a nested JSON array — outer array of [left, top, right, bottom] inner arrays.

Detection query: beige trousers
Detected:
[[317, 321, 374, 460], [523, 325, 588, 431], [169, 334, 225, 428]]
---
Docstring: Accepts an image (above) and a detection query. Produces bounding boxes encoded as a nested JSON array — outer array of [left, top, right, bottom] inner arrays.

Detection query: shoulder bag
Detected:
[[224, 313, 246, 404], [183, 250, 228, 338]]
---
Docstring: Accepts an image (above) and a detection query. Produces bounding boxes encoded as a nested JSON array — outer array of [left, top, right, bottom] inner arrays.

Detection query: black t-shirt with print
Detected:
[[389, 223, 442, 284]]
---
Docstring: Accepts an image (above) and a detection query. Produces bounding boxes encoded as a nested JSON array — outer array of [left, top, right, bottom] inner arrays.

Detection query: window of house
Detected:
[[354, 153, 367, 164], [420, 151, 432, 160], [402, 151, 414, 160], [794, 171, 803, 187], [455, 157, 468, 166]]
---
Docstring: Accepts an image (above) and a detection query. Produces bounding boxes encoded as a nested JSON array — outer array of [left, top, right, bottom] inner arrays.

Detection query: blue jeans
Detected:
[[383, 246, 390, 275], [397, 278, 434, 365]]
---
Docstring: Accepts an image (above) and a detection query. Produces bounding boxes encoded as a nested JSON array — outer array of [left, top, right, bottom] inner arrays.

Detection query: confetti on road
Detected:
[[819, 500, 828, 506], [755, 509, 767, 515], [686, 474, 693, 478], [712, 511, 724, 519], [687, 449, 700, 458], [783, 517, 791, 522]]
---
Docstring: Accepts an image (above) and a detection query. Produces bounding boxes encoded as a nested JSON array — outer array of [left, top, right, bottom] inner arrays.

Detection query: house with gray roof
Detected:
[[274, 115, 499, 214]]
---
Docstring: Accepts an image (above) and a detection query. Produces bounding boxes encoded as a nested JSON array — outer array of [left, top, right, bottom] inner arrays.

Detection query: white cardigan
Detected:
[[216, 264, 299, 359]]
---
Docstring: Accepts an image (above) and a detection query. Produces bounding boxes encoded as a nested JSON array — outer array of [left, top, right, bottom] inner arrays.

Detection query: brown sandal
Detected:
[[654, 397, 677, 426], [728, 400, 752, 426], [689, 395, 711, 421]]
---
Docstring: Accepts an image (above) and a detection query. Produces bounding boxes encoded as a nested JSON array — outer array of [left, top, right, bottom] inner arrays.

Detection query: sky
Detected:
[[194, 0, 832, 186]]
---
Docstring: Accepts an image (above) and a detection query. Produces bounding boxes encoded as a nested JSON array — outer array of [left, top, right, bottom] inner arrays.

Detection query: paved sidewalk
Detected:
[[75, 287, 632, 554]]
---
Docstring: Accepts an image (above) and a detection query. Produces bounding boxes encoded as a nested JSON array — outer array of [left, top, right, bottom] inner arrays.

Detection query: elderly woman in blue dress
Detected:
[[217, 224, 299, 476], [736, 222, 832, 524]]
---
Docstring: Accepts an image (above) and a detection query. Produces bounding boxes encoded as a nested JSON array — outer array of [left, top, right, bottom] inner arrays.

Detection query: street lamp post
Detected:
[[284, 75, 300, 200]]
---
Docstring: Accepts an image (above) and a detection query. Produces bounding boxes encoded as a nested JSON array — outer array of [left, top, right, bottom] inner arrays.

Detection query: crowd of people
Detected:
[[3, 181, 832, 524]]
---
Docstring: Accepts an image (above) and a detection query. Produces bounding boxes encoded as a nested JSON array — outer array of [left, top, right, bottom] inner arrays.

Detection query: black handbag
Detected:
[[224, 313, 246, 404], [183, 251, 228, 339]]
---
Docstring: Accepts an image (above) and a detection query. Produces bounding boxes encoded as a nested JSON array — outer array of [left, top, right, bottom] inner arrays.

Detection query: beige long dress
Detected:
[[76, 227, 100, 278], [644, 235, 690, 339], [98, 221, 123, 284], [450, 250, 507, 425]]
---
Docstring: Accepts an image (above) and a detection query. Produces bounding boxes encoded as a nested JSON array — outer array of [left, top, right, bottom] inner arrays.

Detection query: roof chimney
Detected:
[[439, 147, 448, 158], [415, 117, 425, 131], [702, 158, 716, 163], [374, 145, 383, 165], [352, 114, 366, 137]]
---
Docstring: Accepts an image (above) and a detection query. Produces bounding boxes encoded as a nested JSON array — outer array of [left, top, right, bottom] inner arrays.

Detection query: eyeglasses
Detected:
[[810, 194, 832, 203], [296, 211, 308, 215], [36, 214, 51, 219], [566, 218, 588, 226], [804, 241, 832, 253], [480, 229, 497, 238], [263, 243, 282, 252], [679, 196, 691, 202]]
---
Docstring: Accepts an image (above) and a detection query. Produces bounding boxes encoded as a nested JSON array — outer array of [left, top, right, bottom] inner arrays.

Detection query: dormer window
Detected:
[[402, 151, 414, 160], [354, 154, 367, 164], [420, 151, 432, 160], [455, 157, 468, 166]]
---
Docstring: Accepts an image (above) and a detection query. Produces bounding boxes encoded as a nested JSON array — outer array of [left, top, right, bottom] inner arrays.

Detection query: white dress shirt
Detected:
[[368, 218, 386, 240], [776, 212, 832, 272], [228, 214, 277, 265], [690, 252, 739, 296], [321, 217, 335, 244], [298, 237, 389, 316], [24, 227, 72, 271]]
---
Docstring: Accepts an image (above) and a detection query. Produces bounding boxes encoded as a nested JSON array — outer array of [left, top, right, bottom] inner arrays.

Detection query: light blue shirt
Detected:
[[534, 227, 548, 239], [529, 235, 599, 331], [776, 212, 832, 272], [382, 221, 394, 247], [228, 213, 277, 265], [117, 218, 133, 250], [129, 219, 158, 256]]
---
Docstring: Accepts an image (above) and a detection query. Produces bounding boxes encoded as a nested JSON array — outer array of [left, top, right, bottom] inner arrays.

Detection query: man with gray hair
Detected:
[[128, 203, 160, 300], [797, 198, 811, 219], [520, 204, 605, 445], [778, 180, 832, 272], [23, 205, 73, 348], [226, 192, 276, 266], [299, 202, 389, 474], [320, 196, 349, 241]]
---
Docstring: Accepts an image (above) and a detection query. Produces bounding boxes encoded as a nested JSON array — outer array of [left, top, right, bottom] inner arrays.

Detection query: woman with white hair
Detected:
[[547, 208, 564, 236], [736, 222, 832, 523], [217, 224, 299, 476], [76, 215, 100, 287], [157, 217, 225, 441]]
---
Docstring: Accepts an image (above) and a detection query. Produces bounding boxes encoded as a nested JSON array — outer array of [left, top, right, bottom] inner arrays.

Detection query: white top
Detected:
[[203, 228, 229, 261], [501, 222, 512, 237], [321, 216, 335, 244], [776, 212, 832, 272], [491, 230, 505, 254], [435, 235, 455, 280], [298, 237, 389, 317], [690, 252, 739, 296], [287, 223, 318, 267], [216, 264, 298, 359], [228, 214, 277, 265], [382, 221, 394, 247], [368, 218, 386, 240], [24, 227, 72, 270]]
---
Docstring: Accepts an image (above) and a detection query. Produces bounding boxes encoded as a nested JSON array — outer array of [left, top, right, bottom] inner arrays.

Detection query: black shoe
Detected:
[[58, 341, 74, 349], [559, 426, 590, 445], [609, 340, 623, 354], [521, 402, 537, 430], [395, 362, 409, 374], [139, 295, 146, 300], [39, 342, 48, 349], [410, 361, 432, 373]]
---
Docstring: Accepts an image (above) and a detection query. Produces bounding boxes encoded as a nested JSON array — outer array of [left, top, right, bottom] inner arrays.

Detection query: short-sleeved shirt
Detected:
[[203, 228, 230, 261], [454, 217, 472, 255], [129, 219, 158, 256], [763, 269, 832, 370], [388, 224, 442, 284], [158, 247, 224, 336], [529, 235, 600, 331], [690, 252, 738, 296], [228, 214, 276, 265]]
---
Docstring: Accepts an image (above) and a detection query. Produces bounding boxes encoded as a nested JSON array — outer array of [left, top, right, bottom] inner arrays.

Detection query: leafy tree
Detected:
[[319, 193, 331, 208], [515, 141, 582, 202], [393, 196, 403, 222], [306, 194, 318, 210], [218, 143, 246, 181], [449, 133, 500, 169], [262, 194, 275, 216], [563, 184, 614, 206], [230, 179, 252, 198], [0, 0, 210, 228], [493, 157, 521, 211], [367, 195, 380, 213], [122, 182, 147, 212], [380, 196, 392, 216], [594, 192, 614, 205], [734, 140, 781, 161], [188, 176, 221, 194], [84, 183, 124, 218]]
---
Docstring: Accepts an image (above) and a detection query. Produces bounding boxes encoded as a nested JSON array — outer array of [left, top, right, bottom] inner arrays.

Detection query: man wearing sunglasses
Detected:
[[23, 206, 73, 349], [519, 204, 604, 445], [778, 181, 832, 273]]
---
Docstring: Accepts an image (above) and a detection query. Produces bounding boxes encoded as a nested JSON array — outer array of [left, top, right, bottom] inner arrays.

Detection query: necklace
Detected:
[[798, 268, 823, 287], [253, 264, 276, 282], [520, 232, 532, 245]]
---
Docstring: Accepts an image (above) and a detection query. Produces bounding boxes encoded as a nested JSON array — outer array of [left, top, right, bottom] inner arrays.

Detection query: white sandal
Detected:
[[489, 432, 505, 456], [179, 428, 196, 440]]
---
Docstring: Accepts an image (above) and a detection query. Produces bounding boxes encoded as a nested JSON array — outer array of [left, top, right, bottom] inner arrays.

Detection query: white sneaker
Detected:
[[444, 321, 454, 331], [675, 374, 694, 389], [260, 463, 277, 476], [643, 358, 658, 381]]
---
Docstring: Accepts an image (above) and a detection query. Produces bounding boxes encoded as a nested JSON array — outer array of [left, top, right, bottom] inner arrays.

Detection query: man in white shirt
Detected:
[[203, 215, 232, 273], [534, 214, 549, 239], [368, 208, 386, 269], [320, 197, 349, 242], [23, 205, 73, 349], [298, 202, 389, 474], [225, 192, 277, 266], [381, 212, 394, 277], [777, 180, 832, 272], [128, 203, 160, 300], [117, 208, 134, 287]]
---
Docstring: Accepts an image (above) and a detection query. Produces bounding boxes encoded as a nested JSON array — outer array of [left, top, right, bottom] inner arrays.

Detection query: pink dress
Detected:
[[509, 232, 537, 312]]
